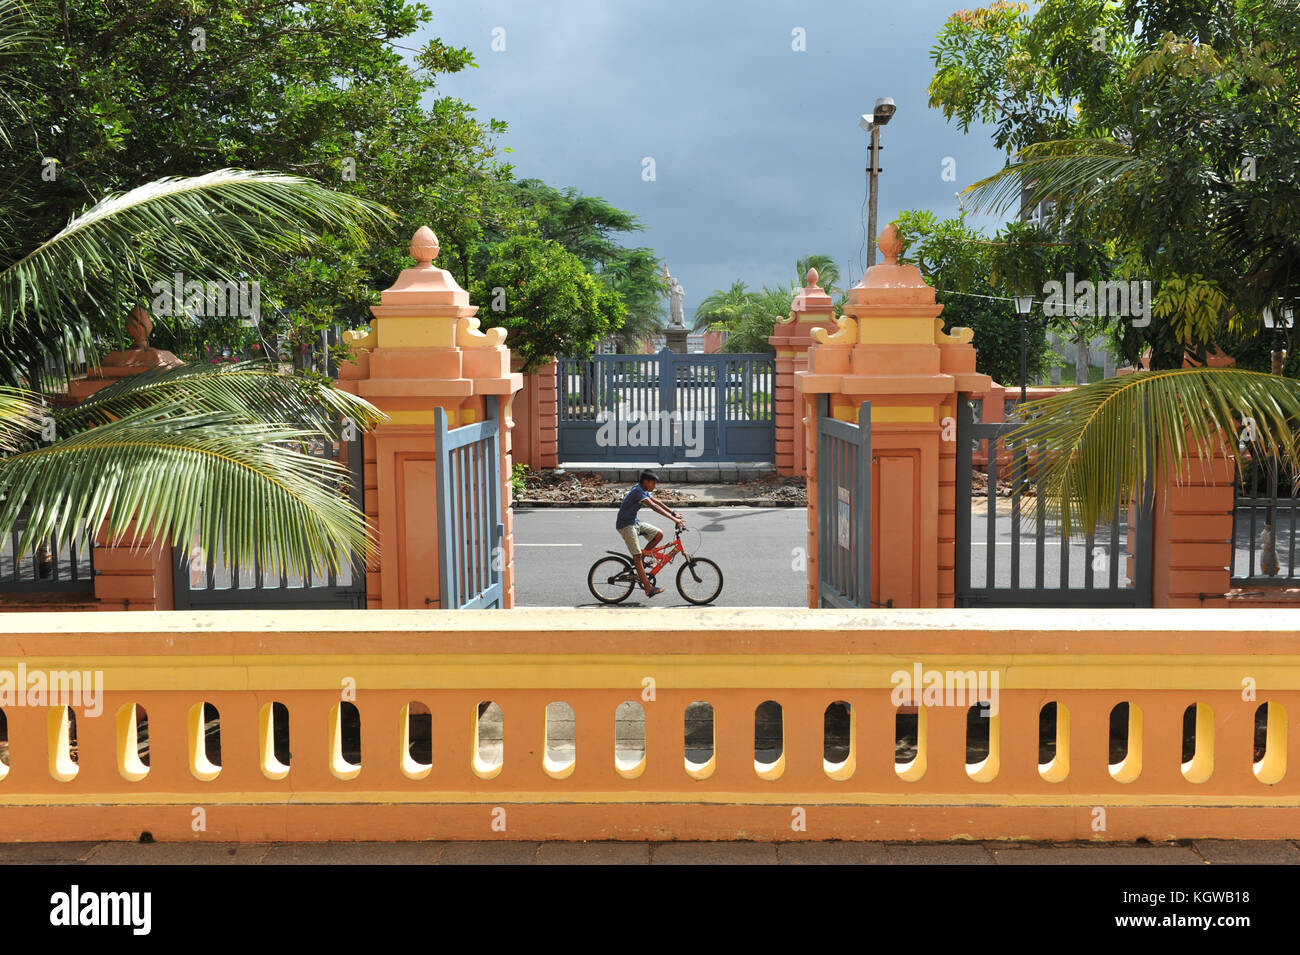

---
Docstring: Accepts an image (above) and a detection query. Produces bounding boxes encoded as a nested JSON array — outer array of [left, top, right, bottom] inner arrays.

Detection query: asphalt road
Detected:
[[513, 505, 1150, 608], [513, 506, 809, 608]]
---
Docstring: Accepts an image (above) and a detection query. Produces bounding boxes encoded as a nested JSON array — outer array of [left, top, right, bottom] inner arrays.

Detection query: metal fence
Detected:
[[955, 399, 1153, 607], [172, 426, 367, 610], [1232, 453, 1300, 584], [0, 512, 95, 594]]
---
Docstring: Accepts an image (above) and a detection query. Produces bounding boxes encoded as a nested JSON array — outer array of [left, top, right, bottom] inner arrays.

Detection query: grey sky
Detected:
[[419, 0, 1007, 317]]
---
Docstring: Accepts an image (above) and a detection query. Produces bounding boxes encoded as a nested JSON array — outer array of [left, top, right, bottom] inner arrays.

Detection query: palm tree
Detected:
[[0, 363, 384, 576], [692, 281, 750, 332], [796, 255, 842, 297], [960, 134, 1300, 537], [0, 0, 393, 575], [1002, 368, 1300, 540]]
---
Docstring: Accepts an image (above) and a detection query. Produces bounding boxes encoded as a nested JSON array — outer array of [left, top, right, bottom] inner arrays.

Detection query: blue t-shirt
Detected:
[[616, 484, 651, 529]]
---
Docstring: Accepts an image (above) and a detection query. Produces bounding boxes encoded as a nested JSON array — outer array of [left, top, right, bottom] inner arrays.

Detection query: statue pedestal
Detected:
[[664, 326, 689, 355]]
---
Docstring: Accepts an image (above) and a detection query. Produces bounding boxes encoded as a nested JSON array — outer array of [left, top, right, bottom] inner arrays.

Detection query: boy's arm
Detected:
[[648, 497, 685, 524]]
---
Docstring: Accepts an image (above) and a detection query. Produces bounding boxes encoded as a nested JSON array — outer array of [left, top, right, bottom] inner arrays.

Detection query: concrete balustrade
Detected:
[[1, 607, 1298, 842]]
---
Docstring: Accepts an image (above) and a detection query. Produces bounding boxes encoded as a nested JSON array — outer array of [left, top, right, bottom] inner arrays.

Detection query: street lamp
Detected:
[[1013, 293, 1034, 403], [859, 97, 897, 268]]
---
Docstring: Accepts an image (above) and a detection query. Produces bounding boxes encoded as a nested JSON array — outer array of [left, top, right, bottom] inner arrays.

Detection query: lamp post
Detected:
[[859, 97, 896, 268], [1013, 293, 1034, 404]]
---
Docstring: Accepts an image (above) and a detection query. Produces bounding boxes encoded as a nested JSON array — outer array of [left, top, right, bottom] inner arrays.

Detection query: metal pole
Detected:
[[1018, 310, 1028, 403], [866, 125, 881, 267]]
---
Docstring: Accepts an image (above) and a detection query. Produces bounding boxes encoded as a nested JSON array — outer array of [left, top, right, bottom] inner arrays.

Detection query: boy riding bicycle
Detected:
[[616, 470, 686, 597]]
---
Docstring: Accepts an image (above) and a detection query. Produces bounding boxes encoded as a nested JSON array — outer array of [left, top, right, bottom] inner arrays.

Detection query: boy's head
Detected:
[[639, 469, 658, 491]]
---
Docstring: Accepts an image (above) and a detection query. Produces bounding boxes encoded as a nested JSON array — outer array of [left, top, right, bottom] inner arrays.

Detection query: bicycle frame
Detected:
[[640, 531, 686, 578]]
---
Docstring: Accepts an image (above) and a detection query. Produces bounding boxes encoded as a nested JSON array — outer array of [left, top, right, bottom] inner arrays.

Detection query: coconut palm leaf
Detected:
[[1004, 368, 1300, 537], [959, 139, 1147, 220], [0, 169, 394, 381], [0, 384, 40, 449], [0, 398, 373, 578], [57, 362, 383, 437]]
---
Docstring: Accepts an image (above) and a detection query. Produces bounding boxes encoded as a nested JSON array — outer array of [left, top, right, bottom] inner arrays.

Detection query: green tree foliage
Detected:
[[3, 0, 510, 363], [931, 0, 1300, 369], [895, 210, 1055, 387], [473, 236, 624, 371], [486, 180, 665, 350]]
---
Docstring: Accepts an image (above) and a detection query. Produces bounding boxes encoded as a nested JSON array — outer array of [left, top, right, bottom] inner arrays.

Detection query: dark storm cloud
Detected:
[[419, 0, 1007, 315]]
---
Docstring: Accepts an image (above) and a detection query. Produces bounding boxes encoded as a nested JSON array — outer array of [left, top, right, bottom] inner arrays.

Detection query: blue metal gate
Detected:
[[816, 398, 871, 608], [435, 396, 504, 609], [557, 347, 774, 464]]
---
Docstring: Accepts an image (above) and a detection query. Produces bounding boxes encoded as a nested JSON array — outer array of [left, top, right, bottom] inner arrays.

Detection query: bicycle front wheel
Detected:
[[676, 557, 723, 605], [588, 556, 636, 604]]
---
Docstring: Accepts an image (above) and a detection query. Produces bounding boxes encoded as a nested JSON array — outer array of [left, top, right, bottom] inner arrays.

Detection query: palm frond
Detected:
[[960, 139, 1145, 219], [0, 384, 41, 449], [57, 362, 385, 436], [0, 400, 373, 577], [1005, 369, 1300, 536], [1, 169, 395, 368]]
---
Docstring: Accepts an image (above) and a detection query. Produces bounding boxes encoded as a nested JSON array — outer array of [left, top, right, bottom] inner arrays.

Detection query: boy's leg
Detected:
[[639, 521, 663, 554], [620, 524, 661, 595]]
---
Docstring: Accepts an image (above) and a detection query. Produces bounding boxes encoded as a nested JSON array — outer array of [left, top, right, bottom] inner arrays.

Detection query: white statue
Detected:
[[665, 264, 685, 327]]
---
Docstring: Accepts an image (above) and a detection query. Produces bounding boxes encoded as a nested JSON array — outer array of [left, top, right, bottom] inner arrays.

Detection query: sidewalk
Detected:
[[5, 840, 1298, 865]]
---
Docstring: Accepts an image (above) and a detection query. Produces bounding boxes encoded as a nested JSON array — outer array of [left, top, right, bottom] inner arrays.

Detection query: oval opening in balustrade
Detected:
[[966, 702, 999, 782], [402, 702, 432, 780], [684, 701, 715, 780], [188, 702, 221, 782], [1181, 703, 1214, 784], [754, 700, 784, 780], [895, 705, 926, 781], [615, 701, 646, 779], [1038, 702, 1070, 783], [48, 705, 77, 782], [329, 701, 361, 780], [1108, 702, 1142, 783], [474, 701, 503, 779], [545, 702, 576, 779], [1254, 702, 1287, 785], [116, 703, 149, 782], [0, 707, 8, 781], [824, 701, 854, 780], [259, 702, 291, 781]]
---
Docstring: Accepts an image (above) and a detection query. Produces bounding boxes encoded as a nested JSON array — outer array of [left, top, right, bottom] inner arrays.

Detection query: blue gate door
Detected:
[[557, 348, 774, 464], [435, 396, 504, 609], [816, 398, 871, 608]]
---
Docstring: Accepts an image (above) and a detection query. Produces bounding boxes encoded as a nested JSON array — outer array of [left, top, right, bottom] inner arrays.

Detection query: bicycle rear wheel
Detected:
[[676, 557, 723, 605], [588, 556, 636, 604]]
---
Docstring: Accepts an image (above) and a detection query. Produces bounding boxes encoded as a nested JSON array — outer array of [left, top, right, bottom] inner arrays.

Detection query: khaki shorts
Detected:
[[618, 521, 661, 556]]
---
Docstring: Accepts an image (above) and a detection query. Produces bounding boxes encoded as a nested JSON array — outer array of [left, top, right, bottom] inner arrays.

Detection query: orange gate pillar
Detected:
[[797, 225, 989, 608], [337, 228, 522, 608], [66, 306, 184, 611], [770, 269, 838, 477]]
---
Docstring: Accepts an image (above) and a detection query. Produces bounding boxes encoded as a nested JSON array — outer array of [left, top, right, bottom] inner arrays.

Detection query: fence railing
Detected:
[[1232, 453, 1299, 585], [0, 512, 94, 594], [1, 608, 1296, 843]]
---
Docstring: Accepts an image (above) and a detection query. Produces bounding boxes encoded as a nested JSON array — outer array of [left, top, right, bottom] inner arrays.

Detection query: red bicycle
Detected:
[[587, 526, 724, 605]]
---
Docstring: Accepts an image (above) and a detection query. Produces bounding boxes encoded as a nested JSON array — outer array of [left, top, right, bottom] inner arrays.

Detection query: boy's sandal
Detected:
[[646, 586, 664, 597]]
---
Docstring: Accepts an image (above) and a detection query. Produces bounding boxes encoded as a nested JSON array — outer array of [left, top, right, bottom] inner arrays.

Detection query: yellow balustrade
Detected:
[[0, 608, 1297, 842]]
